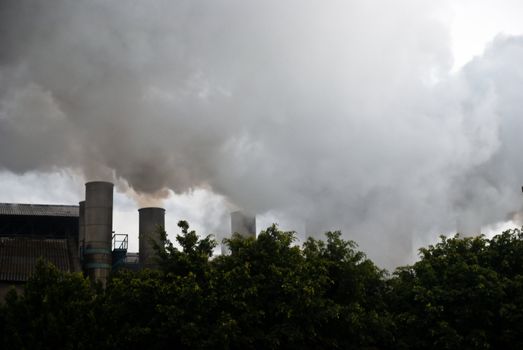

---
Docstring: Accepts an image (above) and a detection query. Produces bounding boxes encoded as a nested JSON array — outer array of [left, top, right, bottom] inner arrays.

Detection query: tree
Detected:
[[210, 226, 391, 349], [389, 230, 523, 349], [155, 220, 216, 281], [303, 231, 393, 349], [8, 222, 523, 349], [1, 260, 96, 349]]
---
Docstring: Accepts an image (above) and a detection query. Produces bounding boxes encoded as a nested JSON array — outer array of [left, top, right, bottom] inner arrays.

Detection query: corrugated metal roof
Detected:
[[0, 237, 71, 282], [0, 203, 79, 217]]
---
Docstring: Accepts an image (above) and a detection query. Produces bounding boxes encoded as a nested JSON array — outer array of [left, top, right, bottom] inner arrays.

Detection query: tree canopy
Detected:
[[2, 224, 523, 349]]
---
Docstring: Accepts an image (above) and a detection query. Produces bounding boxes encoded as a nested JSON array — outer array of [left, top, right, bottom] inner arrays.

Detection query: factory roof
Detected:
[[0, 237, 72, 282], [0, 203, 79, 217]]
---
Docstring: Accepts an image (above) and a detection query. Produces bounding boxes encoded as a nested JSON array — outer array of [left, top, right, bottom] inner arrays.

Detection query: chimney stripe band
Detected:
[[84, 248, 111, 254], [84, 263, 112, 269]]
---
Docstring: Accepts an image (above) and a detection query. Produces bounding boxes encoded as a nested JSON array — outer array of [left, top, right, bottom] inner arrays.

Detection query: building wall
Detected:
[[0, 215, 79, 238]]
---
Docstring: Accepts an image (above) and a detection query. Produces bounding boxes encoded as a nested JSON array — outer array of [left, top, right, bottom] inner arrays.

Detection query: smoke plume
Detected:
[[1, 0, 523, 267]]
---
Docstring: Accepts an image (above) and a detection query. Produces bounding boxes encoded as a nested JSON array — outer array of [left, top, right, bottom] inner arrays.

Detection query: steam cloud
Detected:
[[1, 0, 523, 267]]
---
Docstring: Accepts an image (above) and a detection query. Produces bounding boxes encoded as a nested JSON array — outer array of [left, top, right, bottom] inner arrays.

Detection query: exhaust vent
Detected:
[[231, 211, 256, 238], [84, 181, 113, 284], [138, 207, 165, 268]]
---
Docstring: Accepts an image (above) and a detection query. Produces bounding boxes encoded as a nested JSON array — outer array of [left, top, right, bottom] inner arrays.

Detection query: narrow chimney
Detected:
[[84, 181, 114, 284], [139, 207, 165, 268], [231, 211, 256, 238], [78, 200, 85, 257]]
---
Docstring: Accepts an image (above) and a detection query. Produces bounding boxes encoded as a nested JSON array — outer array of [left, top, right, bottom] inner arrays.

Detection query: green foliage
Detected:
[[3, 224, 523, 349], [303, 231, 393, 348], [389, 229, 523, 349], [214, 225, 325, 348], [155, 220, 216, 281], [1, 260, 96, 349]]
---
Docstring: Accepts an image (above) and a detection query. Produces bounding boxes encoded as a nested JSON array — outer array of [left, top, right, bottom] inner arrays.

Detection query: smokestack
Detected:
[[139, 207, 165, 268], [231, 211, 256, 238], [456, 217, 482, 237], [84, 181, 114, 284], [78, 200, 85, 257]]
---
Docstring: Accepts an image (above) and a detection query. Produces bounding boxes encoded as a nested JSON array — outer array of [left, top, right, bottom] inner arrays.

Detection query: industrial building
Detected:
[[0, 181, 256, 296], [0, 203, 81, 299]]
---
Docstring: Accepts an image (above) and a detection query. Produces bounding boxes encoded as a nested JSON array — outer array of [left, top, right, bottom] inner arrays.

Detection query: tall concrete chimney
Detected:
[[231, 211, 256, 238], [84, 181, 114, 284], [139, 207, 165, 268], [78, 200, 85, 257]]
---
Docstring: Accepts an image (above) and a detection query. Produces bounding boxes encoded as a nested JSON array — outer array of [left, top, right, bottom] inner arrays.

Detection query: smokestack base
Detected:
[[139, 207, 166, 269]]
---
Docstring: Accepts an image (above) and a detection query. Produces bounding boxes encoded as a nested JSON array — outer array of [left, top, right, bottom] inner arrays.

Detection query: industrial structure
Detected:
[[139, 207, 166, 269], [83, 181, 114, 283], [0, 180, 258, 295], [220, 211, 256, 255], [0, 203, 81, 298], [231, 211, 256, 238]]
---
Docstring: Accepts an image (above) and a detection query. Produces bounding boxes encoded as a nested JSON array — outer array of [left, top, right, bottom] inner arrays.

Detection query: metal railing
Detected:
[[112, 233, 128, 251]]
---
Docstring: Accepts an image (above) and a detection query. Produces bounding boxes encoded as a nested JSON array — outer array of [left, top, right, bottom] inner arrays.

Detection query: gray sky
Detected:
[[1, 0, 523, 268]]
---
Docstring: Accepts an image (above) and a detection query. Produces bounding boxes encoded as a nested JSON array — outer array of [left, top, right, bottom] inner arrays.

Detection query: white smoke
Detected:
[[1, 0, 523, 267]]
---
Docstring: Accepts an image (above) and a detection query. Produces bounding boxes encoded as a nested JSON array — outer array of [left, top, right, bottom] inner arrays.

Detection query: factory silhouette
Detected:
[[0, 181, 256, 296]]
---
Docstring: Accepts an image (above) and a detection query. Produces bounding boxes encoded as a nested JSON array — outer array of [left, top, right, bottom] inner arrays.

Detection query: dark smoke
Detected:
[[1, 0, 523, 267]]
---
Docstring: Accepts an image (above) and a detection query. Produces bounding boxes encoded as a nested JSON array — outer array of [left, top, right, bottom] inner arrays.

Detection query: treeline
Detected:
[[2, 221, 523, 349]]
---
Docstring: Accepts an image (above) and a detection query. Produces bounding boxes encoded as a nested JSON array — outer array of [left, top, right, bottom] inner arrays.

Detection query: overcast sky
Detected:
[[1, 0, 523, 268]]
